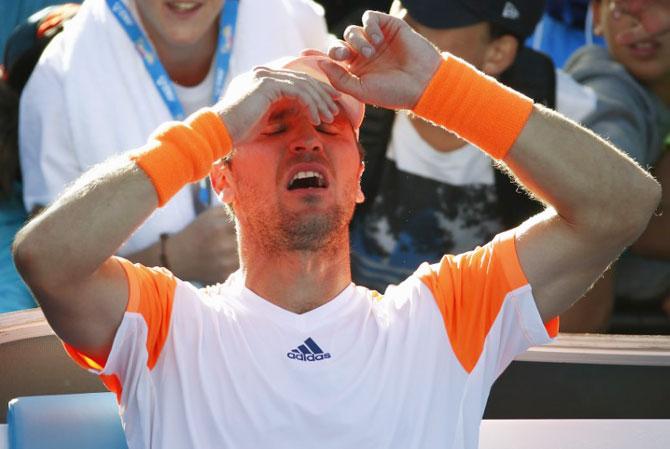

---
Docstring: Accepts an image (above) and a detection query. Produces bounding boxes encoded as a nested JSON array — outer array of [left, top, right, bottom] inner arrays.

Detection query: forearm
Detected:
[[504, 105, 660, 241], [14, 159, 158, 290], [412, 55, 660, 243]]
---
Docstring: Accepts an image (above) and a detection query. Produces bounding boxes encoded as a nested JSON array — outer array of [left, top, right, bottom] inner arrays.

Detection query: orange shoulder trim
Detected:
[[117, 257, 177, 370], [419, 231, 555, 373], [62, 258, 176, 400], [99, 374, 123, 403]]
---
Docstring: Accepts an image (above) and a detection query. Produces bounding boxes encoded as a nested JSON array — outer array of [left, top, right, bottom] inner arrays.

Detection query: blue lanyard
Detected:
[[107, 0, 239, 120]]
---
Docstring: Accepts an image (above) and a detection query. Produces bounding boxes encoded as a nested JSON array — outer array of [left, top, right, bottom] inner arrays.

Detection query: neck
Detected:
[[141, 16, 218, 87], [409, 115, 467, 152], [238, 230, 353, 314]]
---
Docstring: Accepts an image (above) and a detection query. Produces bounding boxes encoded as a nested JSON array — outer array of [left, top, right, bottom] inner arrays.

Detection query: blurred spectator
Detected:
[[348, 0, 600, 303], [18, 0, 330, 286], [0, 4, 79, 312], [313, 0, 393, 35], [528, 0, 605, 67], [0, 82, 36, 313], [614, 0, 670, 43], [3, 4, 80, 93], [565, 0, 670, 331], [0, 0, 81, 61]]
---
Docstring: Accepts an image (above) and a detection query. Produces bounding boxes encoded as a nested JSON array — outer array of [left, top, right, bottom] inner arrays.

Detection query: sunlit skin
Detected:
[[390, 2, 517, 152], [134, 0, 223, 86], [594, 0, 670, 102], [212, 99, 365, 313]]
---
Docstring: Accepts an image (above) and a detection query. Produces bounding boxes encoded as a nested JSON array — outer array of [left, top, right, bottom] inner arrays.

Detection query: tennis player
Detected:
[[14, 10, 660, 449]]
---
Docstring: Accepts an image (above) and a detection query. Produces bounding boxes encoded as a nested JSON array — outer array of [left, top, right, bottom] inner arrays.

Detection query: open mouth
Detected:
[[287, 171, 328, 190], [629, 39, 661, 57]]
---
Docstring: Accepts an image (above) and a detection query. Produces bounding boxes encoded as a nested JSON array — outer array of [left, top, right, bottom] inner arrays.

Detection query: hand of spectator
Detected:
[[167, 207, 239, 285], [214, 66, 341, 145], [318, 10, 441, 111], [614, 0, 670, 44]]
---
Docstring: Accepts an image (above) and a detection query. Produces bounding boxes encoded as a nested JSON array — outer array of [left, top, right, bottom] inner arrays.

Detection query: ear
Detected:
[[481, 34, 519, 77], [355, 162, 365, 204], [592, 1, 604, 36], [210, 159, 235, 204]]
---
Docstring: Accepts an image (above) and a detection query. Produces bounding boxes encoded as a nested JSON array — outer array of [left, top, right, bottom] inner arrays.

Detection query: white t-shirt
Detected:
[[65, 230, 558, 449], [388, 112, 495, 187], [173, 62, 216, 118]]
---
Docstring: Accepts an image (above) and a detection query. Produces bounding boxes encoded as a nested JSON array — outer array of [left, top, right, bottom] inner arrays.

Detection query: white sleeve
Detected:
[[19, 62, 82, 211]]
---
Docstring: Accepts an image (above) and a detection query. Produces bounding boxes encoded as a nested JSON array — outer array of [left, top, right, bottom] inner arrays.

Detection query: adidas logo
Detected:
[[287, 337, 332, 362], [502, 1, 520, 20]]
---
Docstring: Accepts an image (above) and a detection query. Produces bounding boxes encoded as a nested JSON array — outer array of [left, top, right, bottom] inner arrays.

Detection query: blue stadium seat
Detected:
[[7, 392, 127, 449]]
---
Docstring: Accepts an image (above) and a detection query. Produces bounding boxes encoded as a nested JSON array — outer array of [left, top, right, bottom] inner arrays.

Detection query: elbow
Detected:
[[631, 177, 662, 237], [12, 228, 38, 284], [606, 176, 662, 245], [12, 224, 51, 293]]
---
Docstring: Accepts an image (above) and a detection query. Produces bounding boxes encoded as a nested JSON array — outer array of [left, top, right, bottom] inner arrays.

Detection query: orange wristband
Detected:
[[131, 108, 233, 206], [412, 55, 534, 160]]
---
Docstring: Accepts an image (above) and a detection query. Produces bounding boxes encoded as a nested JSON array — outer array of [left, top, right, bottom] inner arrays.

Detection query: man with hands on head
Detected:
[[14, 10, 660, 449]]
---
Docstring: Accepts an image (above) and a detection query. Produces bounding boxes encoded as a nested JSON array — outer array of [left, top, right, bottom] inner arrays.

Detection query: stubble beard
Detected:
[[277, 202, 349, 252], [243, 195, 354, 255]]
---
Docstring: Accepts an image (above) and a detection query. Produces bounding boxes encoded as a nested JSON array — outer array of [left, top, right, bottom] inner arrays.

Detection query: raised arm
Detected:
[[320, 11, 661, 322], [12, 68, 341, 362]]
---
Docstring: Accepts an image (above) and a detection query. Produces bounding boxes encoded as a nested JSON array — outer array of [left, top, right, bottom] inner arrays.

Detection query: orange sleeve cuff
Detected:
[[412, 55, 534, 160], [131, 108, 233, 206], [496, 230, 560, 338]]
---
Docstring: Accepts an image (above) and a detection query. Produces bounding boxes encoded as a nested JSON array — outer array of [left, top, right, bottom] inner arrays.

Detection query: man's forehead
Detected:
[[267, 103, 301, 122]]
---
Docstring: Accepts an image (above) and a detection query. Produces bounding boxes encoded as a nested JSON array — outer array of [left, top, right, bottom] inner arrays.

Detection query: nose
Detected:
[[289, 123, 323, 154]]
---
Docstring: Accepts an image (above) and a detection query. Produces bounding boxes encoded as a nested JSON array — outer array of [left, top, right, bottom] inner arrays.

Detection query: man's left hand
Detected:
[[319, 11, 442, 111]]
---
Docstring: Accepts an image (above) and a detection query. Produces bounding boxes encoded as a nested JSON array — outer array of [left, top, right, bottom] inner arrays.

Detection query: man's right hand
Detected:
[[213, 66, 342, 146]]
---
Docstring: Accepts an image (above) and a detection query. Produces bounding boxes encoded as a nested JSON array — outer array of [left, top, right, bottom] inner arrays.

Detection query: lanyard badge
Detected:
[[107, 0, 239, 120]]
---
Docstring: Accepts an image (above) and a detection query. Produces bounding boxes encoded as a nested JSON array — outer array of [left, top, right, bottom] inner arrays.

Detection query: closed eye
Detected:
[[262, 124, 287, 136], [316, 123, 340, 135]]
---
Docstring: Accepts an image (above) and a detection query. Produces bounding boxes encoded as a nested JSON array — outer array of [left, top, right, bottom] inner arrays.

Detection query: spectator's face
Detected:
[[390, 3, 517, 77], [594, 0, 670, 84], [135, 0, 224, 48], [214, 99, 364, 251]]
